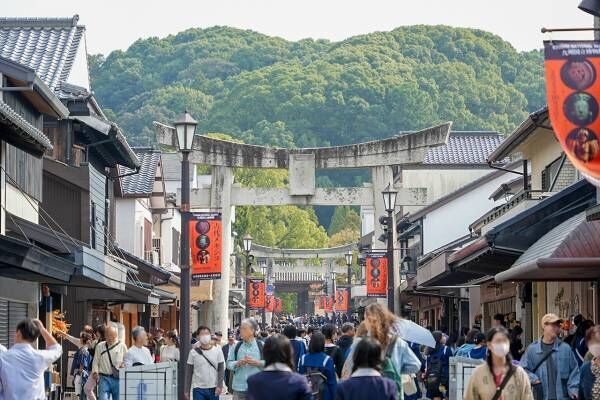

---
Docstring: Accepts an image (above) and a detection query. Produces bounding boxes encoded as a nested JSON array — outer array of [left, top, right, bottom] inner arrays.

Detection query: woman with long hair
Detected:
[[336, 337, 398, 400], [465, 327, 533, 400], [247, 334, 312, 400], [160, 329, 180, 362], [341, 303, 421, 398]]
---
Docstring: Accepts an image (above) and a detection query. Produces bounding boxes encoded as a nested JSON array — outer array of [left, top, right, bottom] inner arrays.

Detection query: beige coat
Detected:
[[465, 363, 533, 400]]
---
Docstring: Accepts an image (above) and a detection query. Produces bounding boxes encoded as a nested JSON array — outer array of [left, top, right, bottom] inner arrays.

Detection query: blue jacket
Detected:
[[70, 347, 91, 378], [521, 339, 580, 400], [290, 339, 306, 369], [579, 361, 595, 400], [247, 370, 312, 400], [298, 352, 337, 400]]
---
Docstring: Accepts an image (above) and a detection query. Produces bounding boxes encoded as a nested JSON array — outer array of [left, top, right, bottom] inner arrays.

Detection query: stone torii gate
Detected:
[[155, 121, 451, 335], [252, 243, 356, 314]]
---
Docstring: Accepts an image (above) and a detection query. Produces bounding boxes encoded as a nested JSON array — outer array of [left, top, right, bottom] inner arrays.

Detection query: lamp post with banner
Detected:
[[243, 234, 253, 318], [382, 184, 398, 313], [174, 110, 197, 399]]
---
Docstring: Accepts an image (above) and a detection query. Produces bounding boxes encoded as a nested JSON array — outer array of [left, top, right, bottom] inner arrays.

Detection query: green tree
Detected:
[[329, 227, 360, 247], [328, 206, 361, 236]]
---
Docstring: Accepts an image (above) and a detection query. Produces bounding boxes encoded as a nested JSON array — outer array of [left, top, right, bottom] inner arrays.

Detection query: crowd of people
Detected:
[[2, 307, 600, 399]]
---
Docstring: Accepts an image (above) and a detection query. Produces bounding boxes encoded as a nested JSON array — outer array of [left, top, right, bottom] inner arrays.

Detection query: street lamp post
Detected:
[[331, 270, 337, 316], [243, 234, 253, 318], [175, 110, 197, 399], [382, 184, 398, 314], [260, 264, 267, 330], [345, 250, 353, 318]]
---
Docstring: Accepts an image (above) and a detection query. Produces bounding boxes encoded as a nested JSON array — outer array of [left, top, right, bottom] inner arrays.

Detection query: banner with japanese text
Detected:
[[265, 295, 275, 312], [322, 295, 334, 313], [248, 278, 265, 310], [366, 253, 388, 298], [544, 41, 600, 181], [336, 288, 349, 312], [275, 297, 283, 313], [190, 212, 222, 280]]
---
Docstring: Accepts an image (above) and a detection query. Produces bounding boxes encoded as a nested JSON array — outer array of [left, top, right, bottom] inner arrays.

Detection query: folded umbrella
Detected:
[[395, 319, 436, 348]]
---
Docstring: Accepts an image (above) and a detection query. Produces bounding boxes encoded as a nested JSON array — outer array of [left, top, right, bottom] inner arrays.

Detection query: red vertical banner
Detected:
[[275, 297, 283, 313], [544, 41, 600, 181], [322, 295, 333, 313], [190, 213, 222, 280], [336, 288, 349, 312], [248, 278, 265, 310], [265, 295, 275, 312], [366, 253, 388, 298]]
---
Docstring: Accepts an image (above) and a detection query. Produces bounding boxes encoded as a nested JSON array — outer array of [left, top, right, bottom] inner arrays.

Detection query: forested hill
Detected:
[[89, 25, 545, 147]]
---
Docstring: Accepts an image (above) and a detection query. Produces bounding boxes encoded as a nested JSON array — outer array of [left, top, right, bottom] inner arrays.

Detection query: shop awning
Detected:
[[0, 234, 75, 283], [495, 212, 600, 282], [116, 247, 171, 284], [449, 180, 596, 275]]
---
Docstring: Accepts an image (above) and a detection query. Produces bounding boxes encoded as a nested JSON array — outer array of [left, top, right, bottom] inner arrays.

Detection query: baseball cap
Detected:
[[541, 313, 562, 325]]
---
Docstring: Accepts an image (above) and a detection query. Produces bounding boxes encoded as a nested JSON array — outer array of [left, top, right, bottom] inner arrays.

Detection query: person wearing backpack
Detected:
[[185, 326, 225, 400], [298, 332, 337, 400], [323, 323, 345, 377], [284, 324, 306, 369], [465, 326, 533, 400], [424, 331, 451, 400], [341, 303, 422, 399], [247, 334, 312, 400], [337, 323, 355, 365], [226, 318, 265, 400], [336, 337, 398, 400]]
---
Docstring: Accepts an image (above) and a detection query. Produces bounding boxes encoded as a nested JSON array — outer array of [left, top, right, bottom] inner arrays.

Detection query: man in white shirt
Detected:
[[92, 326, 128, 400], [0, 318, 62, 400], [124, 326, 154, 367], [185, 326, 225, 400]]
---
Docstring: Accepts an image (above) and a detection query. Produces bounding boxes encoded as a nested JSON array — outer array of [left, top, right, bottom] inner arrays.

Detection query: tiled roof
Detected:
[[119, 149, 161, 196], [57, 81, 90, 100], [422, 131, 505, 165], [0, 100, 52, 151], [0, 15, 84, 93]]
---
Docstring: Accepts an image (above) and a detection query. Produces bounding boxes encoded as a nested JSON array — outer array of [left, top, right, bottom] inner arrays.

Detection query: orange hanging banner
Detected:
[[366, 253, 388, 298], [190, 212, 222, 280], [248, 278, 265, 310], [544, 41, 600, 180], [323, 295, 333, 313], [265, 295, 275, 312], [336, 288, 349, 312], [275, 297, 283, 313]]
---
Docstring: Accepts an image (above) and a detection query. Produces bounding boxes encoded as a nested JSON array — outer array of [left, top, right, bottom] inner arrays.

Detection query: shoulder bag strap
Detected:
[[386, 335, 398, 358], [491, 366, 515, 400], [105, 342, 119, 369], [195, 347, 218, 371], [532, 348, 554, 374]]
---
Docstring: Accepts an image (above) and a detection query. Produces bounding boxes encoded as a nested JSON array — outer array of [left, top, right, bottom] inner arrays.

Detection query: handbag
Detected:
[[491, 366, 515, 400], [530, 349, 554, 400], [104, 342, 121, 379], [401, 374, 418, 396]]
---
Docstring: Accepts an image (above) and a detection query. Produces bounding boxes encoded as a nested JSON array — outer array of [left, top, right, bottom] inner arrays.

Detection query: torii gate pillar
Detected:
[[207, 166, 234, 337]]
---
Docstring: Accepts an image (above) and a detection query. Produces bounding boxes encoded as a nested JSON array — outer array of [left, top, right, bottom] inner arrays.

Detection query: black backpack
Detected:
[[426, 346, 448, 391], [300, 354, 330, 400]]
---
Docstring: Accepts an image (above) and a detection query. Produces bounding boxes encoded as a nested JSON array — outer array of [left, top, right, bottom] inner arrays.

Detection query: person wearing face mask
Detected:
[[185, 326, 225, 400], [521, 313, 580, 400], [578, 325, 600, 399], [465, 326, 533, 400]]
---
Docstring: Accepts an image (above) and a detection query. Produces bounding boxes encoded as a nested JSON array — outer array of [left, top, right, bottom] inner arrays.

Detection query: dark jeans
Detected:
[[193, 387, 217, 400]]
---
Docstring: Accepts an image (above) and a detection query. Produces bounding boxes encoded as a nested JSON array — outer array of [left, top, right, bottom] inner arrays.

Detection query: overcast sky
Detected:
[[3, 0, 595, 55]]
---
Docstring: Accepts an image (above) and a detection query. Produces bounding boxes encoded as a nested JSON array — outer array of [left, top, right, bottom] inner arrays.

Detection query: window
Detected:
[[91, 202, 96, 249], [172, 228, 180, 265], [541, 155, 564, 192]]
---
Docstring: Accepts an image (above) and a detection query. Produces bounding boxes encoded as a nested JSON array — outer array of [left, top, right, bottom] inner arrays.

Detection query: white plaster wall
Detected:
[[160, 207, 181, 271], [421, 170, 521, 254], [402, 168, 491, 214], [5, 183, 39, 224], [519, 131, 563, 191], [115, 198, 136, 253]]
